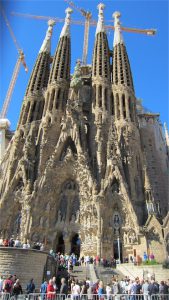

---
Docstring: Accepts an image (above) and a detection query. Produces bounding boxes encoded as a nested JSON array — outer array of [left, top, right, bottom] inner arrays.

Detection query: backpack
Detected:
[[5, 282, 11, 292]]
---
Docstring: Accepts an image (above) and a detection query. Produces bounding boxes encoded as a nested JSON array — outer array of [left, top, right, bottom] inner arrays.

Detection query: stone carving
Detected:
[[128, 230, 138, 244]]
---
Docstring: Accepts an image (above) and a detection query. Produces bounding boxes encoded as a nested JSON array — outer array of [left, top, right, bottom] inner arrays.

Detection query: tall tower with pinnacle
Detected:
[[0, 4, 168, 263]]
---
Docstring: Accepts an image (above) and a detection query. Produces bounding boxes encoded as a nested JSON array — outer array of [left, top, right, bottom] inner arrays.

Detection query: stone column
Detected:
[[125, 93, 130, 119], [96, 196, 104, 258], [64, 237, 71, 254], [119, 94, 124, 119]]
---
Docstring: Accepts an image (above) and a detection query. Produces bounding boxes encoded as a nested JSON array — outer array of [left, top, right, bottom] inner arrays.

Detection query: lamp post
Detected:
[[117, 236, 121, 264]]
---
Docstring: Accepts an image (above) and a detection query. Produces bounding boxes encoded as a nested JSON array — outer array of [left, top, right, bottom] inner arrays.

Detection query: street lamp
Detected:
[[117, 236, 121, 264]]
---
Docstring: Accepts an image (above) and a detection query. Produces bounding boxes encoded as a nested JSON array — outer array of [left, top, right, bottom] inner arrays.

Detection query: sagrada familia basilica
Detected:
[[0, 4, 168, 262]]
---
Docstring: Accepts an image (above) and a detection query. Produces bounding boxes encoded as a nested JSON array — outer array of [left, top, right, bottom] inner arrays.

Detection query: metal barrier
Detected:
[[0, 293, 168, 300], [0, 294, 11, 300]]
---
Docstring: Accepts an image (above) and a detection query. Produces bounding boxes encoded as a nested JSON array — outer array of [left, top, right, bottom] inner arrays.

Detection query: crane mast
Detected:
[[0, 5, 28, 161]]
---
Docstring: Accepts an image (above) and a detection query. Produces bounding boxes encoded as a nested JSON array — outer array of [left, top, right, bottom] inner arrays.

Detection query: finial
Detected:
[[60, 7, 73, 38], [113, 11, 124, 47], [39, 19, 56, 53], [96, 3, 105, 35]]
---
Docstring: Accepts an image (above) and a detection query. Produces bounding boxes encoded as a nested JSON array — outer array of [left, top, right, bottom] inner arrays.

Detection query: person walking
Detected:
[[12, 279, 23, 299], [47, 279, 55, 300], [60, 278, 68, 299], [40, 280, 48, 300], [26, 278, 35, 294]]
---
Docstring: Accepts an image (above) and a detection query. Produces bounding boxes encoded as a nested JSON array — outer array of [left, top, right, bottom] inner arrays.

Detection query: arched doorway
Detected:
[[56, 234, 65, 254], [71, 234, 80, 257]]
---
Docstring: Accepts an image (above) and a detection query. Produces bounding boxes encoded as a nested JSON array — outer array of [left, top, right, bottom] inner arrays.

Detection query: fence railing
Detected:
[[0, 294, 168, 300]]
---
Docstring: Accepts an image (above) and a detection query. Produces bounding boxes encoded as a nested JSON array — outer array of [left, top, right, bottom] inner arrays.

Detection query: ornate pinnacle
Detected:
[[113, 11, 124, 47], [60, 7, 73, 38], [39, 19, 56, 53], [96, 3, 105, 35]]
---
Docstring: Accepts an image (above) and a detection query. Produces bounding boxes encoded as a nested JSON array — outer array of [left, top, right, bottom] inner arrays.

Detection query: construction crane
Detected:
[[11, 11, 156, 67], [11, 11, 157, 37], [0, 6, 28, 119], [64, 0, 92, 65]]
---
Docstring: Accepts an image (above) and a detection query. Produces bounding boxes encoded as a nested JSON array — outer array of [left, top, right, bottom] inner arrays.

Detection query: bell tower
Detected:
[[91, 3, 111, 180]]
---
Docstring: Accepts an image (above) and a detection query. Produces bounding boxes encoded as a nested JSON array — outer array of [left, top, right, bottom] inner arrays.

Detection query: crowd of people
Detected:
[[0, 236, 45, 251], [0, 273, 169, 298]]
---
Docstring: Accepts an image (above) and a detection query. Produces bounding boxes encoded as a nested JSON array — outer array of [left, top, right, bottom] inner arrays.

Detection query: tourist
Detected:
[[26, 278, 35, 294], [80, 280, 88, 298], [106, 282, 112, 300], [3, 275, 13, 294], [47, 279, 55, 300], [52, 276, 58, 293], [97, 281, 104, 298], [14, 237, 21, 248], [0, 275, 3, 293], [143, 252, 148, 262], [87, 282, 94, 300], [128, 280, 136, 300], [71, 279, 80, 300], [9, 237, 15, 247], [40, 280, 48, 300], [141, 280, 149, 300], [148, 279, 159, 296], [0, 237, 3, 246], [159, 281, 168, 295], [60, 277, 68, 296], [3, 239, 9, 247], [12, 279, 23, 297], [40, 243, 45, 251]]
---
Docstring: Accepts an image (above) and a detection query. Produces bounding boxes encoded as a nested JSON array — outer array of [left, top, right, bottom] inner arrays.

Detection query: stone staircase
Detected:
[[95, 265, 124, 285], [116, 263, 169, 282]]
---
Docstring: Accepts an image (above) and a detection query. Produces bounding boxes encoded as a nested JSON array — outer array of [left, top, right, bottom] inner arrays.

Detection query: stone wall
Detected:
[[0, 247, 49, 290]]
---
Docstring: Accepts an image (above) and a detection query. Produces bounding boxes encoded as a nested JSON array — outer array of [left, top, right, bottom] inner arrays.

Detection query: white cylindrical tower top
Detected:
[[39, 19, 56, 53], [96, 3, 105, 35], [60, 7, 73, 38], [113, 11, 124, 47]]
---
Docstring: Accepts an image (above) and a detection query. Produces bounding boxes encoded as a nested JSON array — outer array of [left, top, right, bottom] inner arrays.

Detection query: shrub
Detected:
[[142, 260, 158, 265]]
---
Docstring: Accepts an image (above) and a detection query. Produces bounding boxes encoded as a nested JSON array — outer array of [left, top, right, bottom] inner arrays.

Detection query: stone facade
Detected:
[[0, 5, 168, 262]]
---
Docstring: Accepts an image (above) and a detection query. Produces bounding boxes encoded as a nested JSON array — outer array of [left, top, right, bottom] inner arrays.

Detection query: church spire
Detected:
[[25, 20, 55, 97], [43, 8, 72, 116], [19, 20, 55, 126], [112, 11, 136, 123]]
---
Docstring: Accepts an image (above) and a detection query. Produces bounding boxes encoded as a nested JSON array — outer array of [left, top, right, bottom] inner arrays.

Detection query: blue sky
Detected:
[[0, 0, 168, 130]]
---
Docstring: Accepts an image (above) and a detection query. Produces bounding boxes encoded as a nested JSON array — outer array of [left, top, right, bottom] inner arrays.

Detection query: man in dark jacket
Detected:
[[148, 279, 159, 296], [60, 278, 68, 298]]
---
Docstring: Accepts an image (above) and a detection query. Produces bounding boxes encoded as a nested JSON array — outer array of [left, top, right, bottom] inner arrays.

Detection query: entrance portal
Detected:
[[113, 240, 123, 262], [56, 234, 65, 254], [71, 234, 80, 257]]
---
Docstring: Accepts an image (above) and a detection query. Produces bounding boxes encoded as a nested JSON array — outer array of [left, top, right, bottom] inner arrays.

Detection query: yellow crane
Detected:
[[0, 6, 28, 119]]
